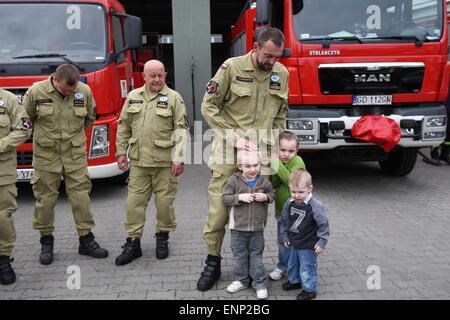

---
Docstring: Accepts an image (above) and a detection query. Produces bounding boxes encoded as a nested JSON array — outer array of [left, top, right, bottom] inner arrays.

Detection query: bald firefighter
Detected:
[[115, 60, 188, 265]]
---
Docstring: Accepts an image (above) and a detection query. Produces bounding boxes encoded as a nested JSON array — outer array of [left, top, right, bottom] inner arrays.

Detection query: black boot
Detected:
[[155, 232, 169, 259], [0, 256, 16, 285], [115, 238, 142, 266], [39, 234, 54, 265], [197, 254, 221, 291], [79, 232, 108, 258]]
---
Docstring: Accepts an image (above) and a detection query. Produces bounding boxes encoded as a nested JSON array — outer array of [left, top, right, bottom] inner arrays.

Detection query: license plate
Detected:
[[352, 95, 392, 105], [17, 169, 34, 181]]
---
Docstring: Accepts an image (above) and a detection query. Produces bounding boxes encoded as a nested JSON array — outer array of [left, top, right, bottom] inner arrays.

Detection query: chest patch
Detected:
[[236, 76, 253, 83], [270, 73, 281, 90], [73, 99, 84, 106], [129, 100, 144, 104], [156, 101, 168, 108], [0, 107, 6, 114], [36, 99, 53, 104]]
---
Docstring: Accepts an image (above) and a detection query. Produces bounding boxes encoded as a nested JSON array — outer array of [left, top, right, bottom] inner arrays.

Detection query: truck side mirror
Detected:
[[124, 15, 142, 50], [112, 11, 142, 59], [292, 0, 303, 15], [256, 0, 270, 25]]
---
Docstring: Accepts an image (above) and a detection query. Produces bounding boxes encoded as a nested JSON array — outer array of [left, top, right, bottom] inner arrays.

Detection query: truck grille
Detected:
[[318, 62, 424, 95], [17, 150, 33, 166]]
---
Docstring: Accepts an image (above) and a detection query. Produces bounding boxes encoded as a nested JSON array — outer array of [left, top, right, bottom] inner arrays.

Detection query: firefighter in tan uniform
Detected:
[[23, 64, 108, 265], [0, 89, 32, 285], [115, 60, 188, 266], [197, 27, 289, 291]]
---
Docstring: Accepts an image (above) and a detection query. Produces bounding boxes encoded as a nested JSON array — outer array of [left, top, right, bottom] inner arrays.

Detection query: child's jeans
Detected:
[[287, 248, 318, 293], [230, 229, 267, 290], [276, 214, 290, 272]]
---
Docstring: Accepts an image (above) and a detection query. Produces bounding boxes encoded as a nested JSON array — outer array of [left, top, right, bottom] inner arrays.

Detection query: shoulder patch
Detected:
[[206, 80, 219, 94], [22, 117, 33, 129], [220, 63, 228, 70]]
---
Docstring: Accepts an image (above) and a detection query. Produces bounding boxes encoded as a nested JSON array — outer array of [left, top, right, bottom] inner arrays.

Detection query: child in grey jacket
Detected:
[[222, 150, 275, 299]]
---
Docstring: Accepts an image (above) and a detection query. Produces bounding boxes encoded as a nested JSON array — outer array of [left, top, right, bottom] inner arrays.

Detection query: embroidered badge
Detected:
[[159, 96, 169, 102], [0, 107, 5, 114], [236, 76, 253, 83], [0, 100, 4, 107], [74, 92, 84, 99], [73, 99, 84, 106], [206, 80, 219, 94], [271, 74, 280, 82], [129, 100, 144, 104], [156, 101, 168, 108], [22, 117, 33, 129], [35, 99, 53, 104], [220, 64, 228, 70]]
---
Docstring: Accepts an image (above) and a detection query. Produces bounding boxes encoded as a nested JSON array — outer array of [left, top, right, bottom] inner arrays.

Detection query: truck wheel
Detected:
[[379, 147, 417, 176], [110, 170, 129, 185]]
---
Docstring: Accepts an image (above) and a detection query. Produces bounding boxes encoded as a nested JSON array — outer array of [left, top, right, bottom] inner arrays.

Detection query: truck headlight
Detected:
[[287, 120, 314, 130], [89, 125, 110, 159], [425, 116, 446, 127]]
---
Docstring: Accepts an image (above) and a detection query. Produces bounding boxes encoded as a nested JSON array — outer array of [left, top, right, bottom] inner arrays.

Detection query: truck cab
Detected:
[[231, 0, 449, 175], [0, 0, 142, 182]]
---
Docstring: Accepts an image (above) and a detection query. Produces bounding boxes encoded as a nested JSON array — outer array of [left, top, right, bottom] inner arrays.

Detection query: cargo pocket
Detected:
[[229, 81, 252, 115], [71, 135, 86, 160], [127, 105, 143, 131], [37, 105, 54, 127], [34, 137, 56, 161], [266, 91, 287, 119], [71, 107, 88, 131], [155, 107, 173, 133], [128, 136, 140, 160], [153, 139, 175, 162]]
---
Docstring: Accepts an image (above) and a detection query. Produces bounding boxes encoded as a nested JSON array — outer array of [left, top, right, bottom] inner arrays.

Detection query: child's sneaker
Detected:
[[256, 288, 268, 299], [269, 268, 286, 280], [226, 281, 248, 293]]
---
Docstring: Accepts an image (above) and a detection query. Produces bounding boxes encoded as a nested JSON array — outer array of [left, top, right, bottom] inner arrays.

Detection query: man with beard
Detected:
[[197, 27, 289, 291]]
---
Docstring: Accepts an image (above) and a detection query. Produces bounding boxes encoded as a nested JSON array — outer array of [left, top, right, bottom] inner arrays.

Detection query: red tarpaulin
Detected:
[[351, 115, 401, 152]]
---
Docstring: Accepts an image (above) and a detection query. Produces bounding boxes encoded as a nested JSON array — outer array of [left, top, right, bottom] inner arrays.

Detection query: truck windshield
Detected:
[[0, 3, 106, 64], [293, 0, 443, 43]]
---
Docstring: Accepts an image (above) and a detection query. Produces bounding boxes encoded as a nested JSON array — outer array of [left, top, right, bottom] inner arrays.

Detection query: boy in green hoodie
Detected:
[[269, 131, 306, 281]]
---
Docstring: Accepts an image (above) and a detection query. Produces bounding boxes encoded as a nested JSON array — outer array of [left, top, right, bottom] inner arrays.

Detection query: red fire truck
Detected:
[[0, 0, 143, 182], [231, 0, 449, 175]]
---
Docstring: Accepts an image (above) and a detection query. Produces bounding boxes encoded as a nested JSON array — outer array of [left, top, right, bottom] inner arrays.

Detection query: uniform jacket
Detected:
[[270, 156, 307, 214], [280, 194, 330, 250], [222, 172, 275, 232], [201, 51, 289, 175], [116, 84, 188, 167], [0, 88, 32, 185], [23, 76, 96, 173]]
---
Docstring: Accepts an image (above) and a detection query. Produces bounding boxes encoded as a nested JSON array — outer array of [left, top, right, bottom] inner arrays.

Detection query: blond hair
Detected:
[[288, 168, 312, 189]]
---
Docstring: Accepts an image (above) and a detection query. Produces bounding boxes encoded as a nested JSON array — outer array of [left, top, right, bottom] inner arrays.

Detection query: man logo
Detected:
[[355, 74, 391, 82]]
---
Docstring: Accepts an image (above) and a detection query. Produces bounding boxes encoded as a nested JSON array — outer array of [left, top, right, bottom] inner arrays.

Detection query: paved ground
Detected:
[[1, 153, 450, 300]]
